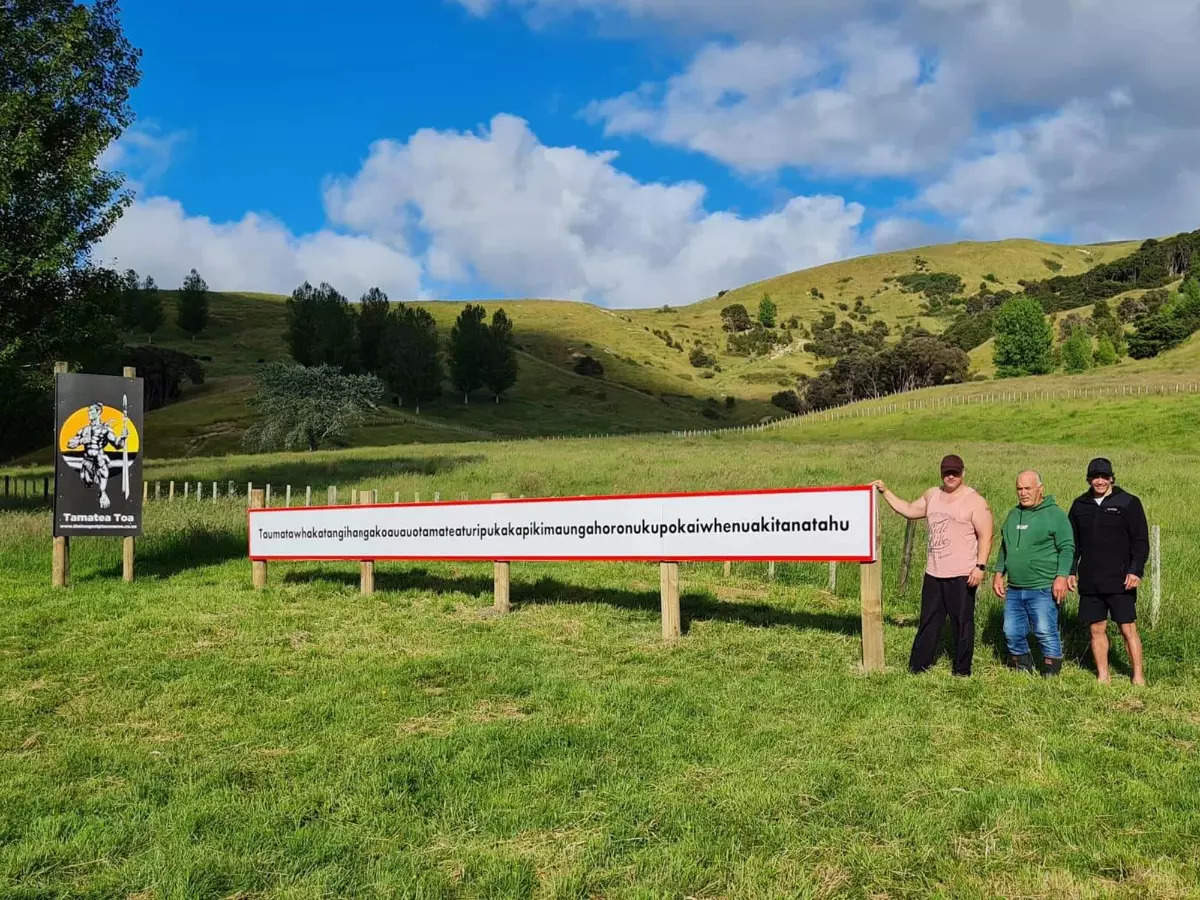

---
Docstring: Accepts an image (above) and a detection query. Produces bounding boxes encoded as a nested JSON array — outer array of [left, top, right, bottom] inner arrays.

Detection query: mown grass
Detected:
[[4, 392, 1200, 896]]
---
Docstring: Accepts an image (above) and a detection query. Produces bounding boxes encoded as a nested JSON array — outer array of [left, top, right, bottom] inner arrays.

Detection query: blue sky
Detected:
[[98, 0, 1200, 307]]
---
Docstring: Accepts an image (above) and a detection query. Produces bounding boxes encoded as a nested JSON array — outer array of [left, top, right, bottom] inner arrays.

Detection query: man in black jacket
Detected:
[[1068, 457, 1149, 684]]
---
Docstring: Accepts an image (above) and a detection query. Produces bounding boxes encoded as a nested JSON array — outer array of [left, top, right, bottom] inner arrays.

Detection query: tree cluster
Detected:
[[797, 336, 970, 412], [1127, 276, 1200, 359], [803, 312, 889, 358]]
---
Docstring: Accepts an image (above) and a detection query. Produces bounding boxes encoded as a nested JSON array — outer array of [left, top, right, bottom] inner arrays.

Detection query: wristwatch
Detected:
[[975, 563, 986, 571]]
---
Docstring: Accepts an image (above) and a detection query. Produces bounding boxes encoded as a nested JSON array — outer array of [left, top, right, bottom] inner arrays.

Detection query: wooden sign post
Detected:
[[121, 365, 136, 582], [660, 561, 681, 641], [251, 488, 267, 589], [51, 362, 69, 587], [860, 511, 884, 672], [492, 492, 511, 613]]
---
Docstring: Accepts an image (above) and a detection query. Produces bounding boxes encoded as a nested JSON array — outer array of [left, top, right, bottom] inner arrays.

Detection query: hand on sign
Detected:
[[870, 479, 886, 493]]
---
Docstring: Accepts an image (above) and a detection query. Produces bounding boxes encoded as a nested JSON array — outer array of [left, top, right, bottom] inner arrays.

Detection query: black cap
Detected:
[[940, 453, 964, 475], [1087, 457, 1114, 479]]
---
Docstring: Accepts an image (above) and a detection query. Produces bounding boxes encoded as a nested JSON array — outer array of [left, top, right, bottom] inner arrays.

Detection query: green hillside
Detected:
[[103, 236, 1167, 460]]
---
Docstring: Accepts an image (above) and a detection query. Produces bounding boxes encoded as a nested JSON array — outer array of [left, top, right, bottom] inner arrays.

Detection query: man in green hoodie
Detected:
[[991, 470, 1075, 675]]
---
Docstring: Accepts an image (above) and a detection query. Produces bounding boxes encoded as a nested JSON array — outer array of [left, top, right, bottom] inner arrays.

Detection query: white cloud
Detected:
[[95, 196, 424, 299], [322, 113, 865, 306], [99, 124, 189, 192], [467, 0, 1200, 242], [918, 103, 1200, 242], [587, 31, 969, 176]]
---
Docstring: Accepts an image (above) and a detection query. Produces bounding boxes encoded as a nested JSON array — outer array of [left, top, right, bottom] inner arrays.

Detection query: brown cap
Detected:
[[940, 454, 964, 475]]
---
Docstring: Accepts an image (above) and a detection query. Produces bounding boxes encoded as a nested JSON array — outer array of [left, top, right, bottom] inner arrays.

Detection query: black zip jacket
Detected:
[[1068, 486, 1149, 594]]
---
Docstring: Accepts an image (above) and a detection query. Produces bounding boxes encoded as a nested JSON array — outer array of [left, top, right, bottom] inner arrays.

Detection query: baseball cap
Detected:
[[1087, 457, 1114, 479], [940, 454, 964, 475]]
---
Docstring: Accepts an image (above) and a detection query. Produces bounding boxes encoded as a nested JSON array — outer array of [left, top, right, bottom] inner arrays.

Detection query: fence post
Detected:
[[492, 492, 511, 613], [305, 485, 311, 507], [860, 511, 884, 672], [155, 481, 161, 500], [212, 481, 218, 503], [660, 561, 681, 641], [328, 485, 336, 504], [829, 561, 837, 594], [169, 480, 175, 502], [898, 518, 916, 593], [285, 484, 291, 507], [51, 361, 69, 587], [723, 560, 731, 577], [228, 480, 235, 498], [768, 561, 775, 580], [265, 484, 271, 506], [183, 481, 189, 500], [250, 488, 267, 589], [1150, 524, 1161, 628]]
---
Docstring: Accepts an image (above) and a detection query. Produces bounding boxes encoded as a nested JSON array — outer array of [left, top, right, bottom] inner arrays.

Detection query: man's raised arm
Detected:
[[871, 481, 929, 520]]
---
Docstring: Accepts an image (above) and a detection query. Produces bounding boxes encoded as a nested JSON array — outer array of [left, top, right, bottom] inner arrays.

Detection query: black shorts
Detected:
[[1079, 592, 1136, 625]]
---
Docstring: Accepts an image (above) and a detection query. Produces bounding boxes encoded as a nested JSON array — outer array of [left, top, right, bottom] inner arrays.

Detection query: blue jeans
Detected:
[[1004, 587, 1062, 658]]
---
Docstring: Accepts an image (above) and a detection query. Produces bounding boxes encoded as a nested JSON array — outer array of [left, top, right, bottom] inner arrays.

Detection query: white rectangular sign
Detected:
[[248, 487, 876, 563]]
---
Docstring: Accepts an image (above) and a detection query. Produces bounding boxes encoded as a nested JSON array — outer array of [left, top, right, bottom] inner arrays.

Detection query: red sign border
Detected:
[[247, 484, 877, 563]]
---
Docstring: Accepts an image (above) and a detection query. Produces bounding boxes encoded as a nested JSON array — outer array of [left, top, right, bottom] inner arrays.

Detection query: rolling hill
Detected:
[[25, 234, 1187, 462]]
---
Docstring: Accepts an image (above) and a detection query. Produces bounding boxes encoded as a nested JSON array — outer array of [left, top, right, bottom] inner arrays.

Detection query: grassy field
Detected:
[[4, 386, 1200, 896]]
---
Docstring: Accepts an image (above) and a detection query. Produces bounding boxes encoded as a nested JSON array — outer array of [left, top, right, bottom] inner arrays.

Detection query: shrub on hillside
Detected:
[[689, 345, 716, 368], [720, 303, 752, 332], [770, 390, 804, 414], [573, 354, 604, 377]]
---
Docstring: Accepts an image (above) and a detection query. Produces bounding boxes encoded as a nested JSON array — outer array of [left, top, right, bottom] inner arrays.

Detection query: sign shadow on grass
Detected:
[[281, 567, 882, 637], [90, 524, 249, 580]]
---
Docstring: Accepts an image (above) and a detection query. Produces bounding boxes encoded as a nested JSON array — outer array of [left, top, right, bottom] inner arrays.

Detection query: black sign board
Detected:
[[53, 373, 144, 537]]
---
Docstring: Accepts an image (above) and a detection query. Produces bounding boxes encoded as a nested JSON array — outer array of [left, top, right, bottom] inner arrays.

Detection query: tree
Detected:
[[177, 268, 209, 339], [357, 287, 390, 374], [382, 304, 442, 412], [993, 297, 1054, 377], [1090, 298, 1125, 356], [1128, 312, 1189, 359], [448, 304, 489, 403], [285, 282, 359, 371], [720, 303, 752, 332], [689, 345, 716, 368], [483, 308, 519, 401], [139, 275, 163, 341], [0, 1, 140, 460], [0, 0, 141, 296], [758, 294, 777, 328], [245, 362, 383, 452], [119, 268, 141, 328], [1093, 335, 1118, 366], [1061, 326, 1093, 373], [770, 390, 803, 414]]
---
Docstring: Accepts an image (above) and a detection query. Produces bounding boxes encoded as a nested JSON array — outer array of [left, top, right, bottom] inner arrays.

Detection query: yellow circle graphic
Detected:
[[59, 405, 141, 454]]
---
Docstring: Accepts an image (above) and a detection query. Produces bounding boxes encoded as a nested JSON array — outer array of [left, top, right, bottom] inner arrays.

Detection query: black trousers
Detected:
[[910, 574, 977, 676]]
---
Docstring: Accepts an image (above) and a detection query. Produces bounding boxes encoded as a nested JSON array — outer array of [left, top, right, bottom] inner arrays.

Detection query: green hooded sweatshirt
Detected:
[[995, 496, 1075, 589]]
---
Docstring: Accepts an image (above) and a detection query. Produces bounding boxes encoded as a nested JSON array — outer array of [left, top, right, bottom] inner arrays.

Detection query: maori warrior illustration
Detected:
[[66, 402, 128, 509]]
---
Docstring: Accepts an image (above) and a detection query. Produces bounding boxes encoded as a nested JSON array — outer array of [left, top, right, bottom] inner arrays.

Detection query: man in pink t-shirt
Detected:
[[872, 454, 994, 676]]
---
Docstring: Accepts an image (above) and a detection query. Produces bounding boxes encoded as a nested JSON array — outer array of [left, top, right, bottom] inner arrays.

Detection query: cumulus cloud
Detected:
[[95, 196, 424, 299], [322, 113, 866, 306], [587, 31, 969, 176], [918, 103, 1200, 242], [96, 116, 865, 306], [469, 0, 1200, 242]]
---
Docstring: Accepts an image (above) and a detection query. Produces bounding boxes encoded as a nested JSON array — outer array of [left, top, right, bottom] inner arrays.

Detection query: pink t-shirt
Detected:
[[926, 486, 986, 578]]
